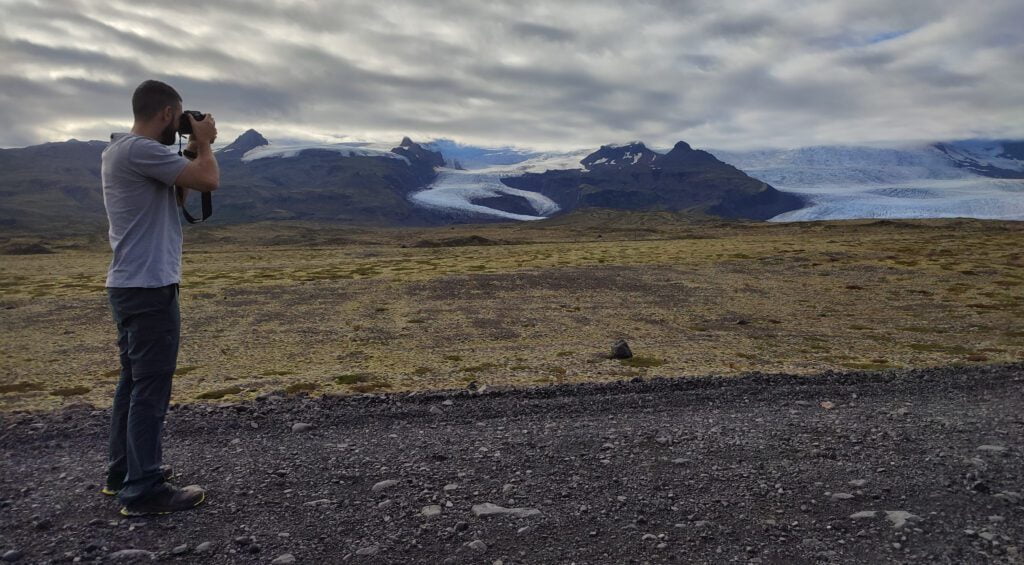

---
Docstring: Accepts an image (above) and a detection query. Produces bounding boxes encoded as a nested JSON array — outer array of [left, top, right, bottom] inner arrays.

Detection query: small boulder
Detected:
[[355, 545, 379, 556], [472, 502, 541, 518], [611, 339, 633, 359], [108, 549, 155, 561], [372, 479, 398, 493], [884, 510, 921, 529]]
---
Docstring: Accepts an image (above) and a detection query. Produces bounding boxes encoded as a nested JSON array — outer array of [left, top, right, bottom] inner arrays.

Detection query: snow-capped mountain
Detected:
[[580, 142, 660, 169], [421, 139, 541, 169], [238, 139, 410, 163], [3, 131, 1022, 231]]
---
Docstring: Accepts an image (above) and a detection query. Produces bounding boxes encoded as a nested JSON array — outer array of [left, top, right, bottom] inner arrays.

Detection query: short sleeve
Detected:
[[130, 138, 190, 187]]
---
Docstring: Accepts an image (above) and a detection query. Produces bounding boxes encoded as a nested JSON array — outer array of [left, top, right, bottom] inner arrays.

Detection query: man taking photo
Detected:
[[100, 79, 218, 516]]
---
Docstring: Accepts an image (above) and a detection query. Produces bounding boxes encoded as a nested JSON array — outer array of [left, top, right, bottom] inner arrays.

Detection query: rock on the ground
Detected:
[[272, 554, 296, 564], [108, 549, 155, 561], [421, 505, 442, 517], [467, 540, 487, 553], [1, 550, 23, 562], [472, 502, 541, 518], [372, 479, 398, 493], [885, 510, 921, 529], [355, 545, 379, 556], [291, 422, 313, 433], [194, 542, 213, 554], [611, 339, 633, 359]]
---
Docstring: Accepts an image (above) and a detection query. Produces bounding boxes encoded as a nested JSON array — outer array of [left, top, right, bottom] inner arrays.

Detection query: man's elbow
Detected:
[[198, 176, 220, 192]]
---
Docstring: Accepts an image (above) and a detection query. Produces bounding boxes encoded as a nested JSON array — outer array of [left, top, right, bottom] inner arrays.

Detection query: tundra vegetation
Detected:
[[1, 211, 1021, 411]]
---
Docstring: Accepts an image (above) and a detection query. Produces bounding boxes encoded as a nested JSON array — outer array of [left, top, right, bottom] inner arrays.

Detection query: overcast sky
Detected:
[[1, 0, 1021, 150]]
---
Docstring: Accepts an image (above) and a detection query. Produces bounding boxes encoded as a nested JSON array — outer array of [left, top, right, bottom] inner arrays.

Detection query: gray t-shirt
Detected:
[[102, 132, 189, 288]]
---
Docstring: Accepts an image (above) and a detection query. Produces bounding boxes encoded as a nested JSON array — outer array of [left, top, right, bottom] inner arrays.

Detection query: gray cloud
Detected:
[[0, 0, 1021, 150]]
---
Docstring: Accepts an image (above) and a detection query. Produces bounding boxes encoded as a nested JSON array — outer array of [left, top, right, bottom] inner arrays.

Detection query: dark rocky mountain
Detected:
[[933, 141, 1024, 179], [217, 129, 268, 159], [392, 136, 446, 170], [0, 132, 447, 231], [0, 131, 826, 231], [499, 141, 804, 220], [0, 139, 108, 228], [579, 142, 660, 169], [210, 134, 445, 225]]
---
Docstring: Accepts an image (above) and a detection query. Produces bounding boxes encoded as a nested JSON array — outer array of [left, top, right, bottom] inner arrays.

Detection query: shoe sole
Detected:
[[119, 491, 205, 517]]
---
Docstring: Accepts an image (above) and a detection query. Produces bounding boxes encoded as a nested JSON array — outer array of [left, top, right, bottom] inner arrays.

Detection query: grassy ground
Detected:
[[1, 211, 1022, 411]]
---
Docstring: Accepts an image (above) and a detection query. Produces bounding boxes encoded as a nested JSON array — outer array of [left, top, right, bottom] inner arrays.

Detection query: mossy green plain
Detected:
[[1, 213, 1022, 411]]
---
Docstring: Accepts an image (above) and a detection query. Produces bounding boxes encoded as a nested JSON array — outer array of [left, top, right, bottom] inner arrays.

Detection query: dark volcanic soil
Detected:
[[1, 364, 1023, 564]]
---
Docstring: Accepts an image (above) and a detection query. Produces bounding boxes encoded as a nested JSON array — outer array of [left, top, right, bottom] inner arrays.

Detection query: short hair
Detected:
[[132, 80, 181, 120]]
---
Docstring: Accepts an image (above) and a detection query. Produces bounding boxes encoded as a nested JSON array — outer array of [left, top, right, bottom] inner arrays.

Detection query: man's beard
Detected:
[[159, 119, 177, 145]]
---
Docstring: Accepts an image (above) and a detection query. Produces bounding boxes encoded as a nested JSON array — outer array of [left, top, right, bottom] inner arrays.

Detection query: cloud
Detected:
[[0, 0, 1022, 150]]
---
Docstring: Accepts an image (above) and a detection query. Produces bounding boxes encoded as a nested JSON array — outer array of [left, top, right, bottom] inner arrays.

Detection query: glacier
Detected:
[[409, 167, 561, 221], [768, 179, 1024, 222], [407, 150, 591, 221], [713, 144, 1024, 222]]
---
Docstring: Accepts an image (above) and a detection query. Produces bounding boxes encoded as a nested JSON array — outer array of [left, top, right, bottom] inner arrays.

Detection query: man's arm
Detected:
[[174, 114, 219, 193], [176, 139, 198, 205]]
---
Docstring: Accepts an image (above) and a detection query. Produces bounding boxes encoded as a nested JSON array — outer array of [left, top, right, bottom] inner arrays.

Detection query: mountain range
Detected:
[[0, 132, 1022, 231]]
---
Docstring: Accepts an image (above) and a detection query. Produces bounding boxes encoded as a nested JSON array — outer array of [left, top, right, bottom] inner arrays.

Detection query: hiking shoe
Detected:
[[102, 465, 174, 496], [119, 484, 205, 516]]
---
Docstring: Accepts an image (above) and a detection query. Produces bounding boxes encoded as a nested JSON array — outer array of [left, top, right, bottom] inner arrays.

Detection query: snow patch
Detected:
[[241, 142, 409, 163]]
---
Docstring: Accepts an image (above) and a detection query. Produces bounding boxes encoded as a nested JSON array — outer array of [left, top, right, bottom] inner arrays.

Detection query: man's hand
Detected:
[[174, 114, 220, 192], [188, 113, 217, 145]]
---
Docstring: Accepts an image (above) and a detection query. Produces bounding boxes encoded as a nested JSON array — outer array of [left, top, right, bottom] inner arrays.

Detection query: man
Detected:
[[100, 79, 219, 516]]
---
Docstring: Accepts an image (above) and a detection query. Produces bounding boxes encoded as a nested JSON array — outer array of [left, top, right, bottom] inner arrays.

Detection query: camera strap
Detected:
[[179, 188, 212, 223], [177, 143, 212, 223]]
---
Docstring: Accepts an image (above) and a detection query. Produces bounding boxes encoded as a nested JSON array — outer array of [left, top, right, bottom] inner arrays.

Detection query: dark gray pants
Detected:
[[106, 283, 179, 505]]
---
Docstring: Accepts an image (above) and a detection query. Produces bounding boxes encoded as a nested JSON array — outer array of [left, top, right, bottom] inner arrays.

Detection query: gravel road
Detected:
[[1, 363, 1022, 564]]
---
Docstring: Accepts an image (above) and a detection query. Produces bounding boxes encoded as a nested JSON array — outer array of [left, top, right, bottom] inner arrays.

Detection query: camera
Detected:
[[177, 110, 206, 136]]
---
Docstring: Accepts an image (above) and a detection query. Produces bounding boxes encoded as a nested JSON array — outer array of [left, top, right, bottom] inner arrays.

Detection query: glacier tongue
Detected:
[[408, 150, 589, 220], [769, 179, 1024, 222], [712, 143, 1024, 222], [409, 168, 560, 221]]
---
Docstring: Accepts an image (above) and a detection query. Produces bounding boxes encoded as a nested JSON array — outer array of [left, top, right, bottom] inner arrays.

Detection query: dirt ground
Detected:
[[0, 362, 1021, 563]]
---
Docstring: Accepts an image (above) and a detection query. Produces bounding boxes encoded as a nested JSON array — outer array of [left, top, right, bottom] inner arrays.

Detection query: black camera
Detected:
[[177, 110, 206, 136]]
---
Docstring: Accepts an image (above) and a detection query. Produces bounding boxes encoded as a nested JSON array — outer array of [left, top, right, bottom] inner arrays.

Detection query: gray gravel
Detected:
[[1, 363, 1022, 563]]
